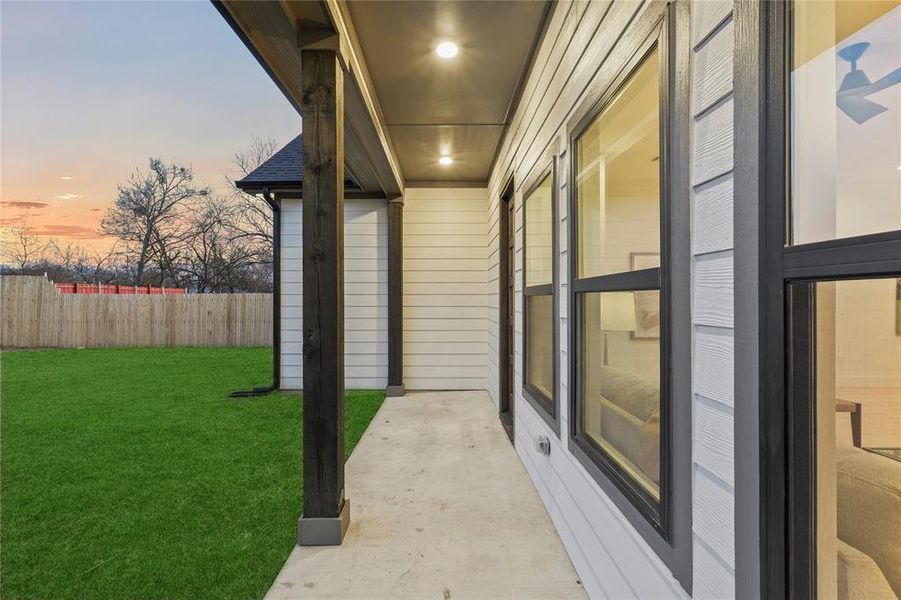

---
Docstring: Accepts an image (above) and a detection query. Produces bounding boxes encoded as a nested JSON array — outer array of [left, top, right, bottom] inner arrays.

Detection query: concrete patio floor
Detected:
[[266, 391, 585, 600]]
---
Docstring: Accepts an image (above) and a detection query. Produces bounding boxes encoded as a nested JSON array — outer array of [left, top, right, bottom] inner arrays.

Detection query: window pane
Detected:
[[525, 174, 553, 287], [580, 291, 661, 499], [525, 294, 553, 404], [576, 49, 660, 278], [791, 3, 901, 244], [811, 278, 901, 599]]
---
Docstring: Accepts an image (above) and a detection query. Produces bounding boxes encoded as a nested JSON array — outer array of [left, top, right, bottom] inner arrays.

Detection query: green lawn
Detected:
[[0, 347, 384, 600]]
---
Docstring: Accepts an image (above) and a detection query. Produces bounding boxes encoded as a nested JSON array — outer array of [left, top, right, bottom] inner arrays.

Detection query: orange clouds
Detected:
[[0, 200, 109, 243], [0, 218, 105, 239], [32, 224, 105, 239], [1, 201, 50, 209]]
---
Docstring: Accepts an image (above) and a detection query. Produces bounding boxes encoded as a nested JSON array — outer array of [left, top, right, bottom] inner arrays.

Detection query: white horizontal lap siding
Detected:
[[279, 198, 388, 390], [691, 2, 736, 598], [403, 188, 489, 391], [485, 2, 687, 598], [280, 198, 304, 391]]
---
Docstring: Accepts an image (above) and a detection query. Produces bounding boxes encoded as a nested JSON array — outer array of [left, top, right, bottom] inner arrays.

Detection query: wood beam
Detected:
[[214, 0, 398, 198], [322, 0, 405, 194], [298, 48, 349, 546], [386, 196, 404, 396]]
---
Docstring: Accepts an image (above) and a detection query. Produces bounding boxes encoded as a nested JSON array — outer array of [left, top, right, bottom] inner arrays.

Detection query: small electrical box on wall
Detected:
[[536, 435, 551, 456]]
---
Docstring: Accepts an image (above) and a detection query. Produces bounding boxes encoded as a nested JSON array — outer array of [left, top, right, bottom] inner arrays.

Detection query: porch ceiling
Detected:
[[216, 0, 550, 192], [346, 0, 551, 184]]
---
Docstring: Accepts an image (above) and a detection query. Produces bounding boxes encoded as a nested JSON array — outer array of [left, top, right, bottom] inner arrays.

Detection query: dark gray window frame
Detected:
[[521, 156, 560, 435], [565, 1, 692, 591], [498, 172, 516, 441], [734, 2, 901, 597]]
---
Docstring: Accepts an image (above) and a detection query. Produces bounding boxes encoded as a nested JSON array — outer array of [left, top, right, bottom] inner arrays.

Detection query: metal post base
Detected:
[[385, 385, 406, 397], [298, 500, 350, 546]]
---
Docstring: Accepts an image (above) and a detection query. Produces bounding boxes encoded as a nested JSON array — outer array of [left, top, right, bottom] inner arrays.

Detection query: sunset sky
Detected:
[[1, 0, 300, 254]]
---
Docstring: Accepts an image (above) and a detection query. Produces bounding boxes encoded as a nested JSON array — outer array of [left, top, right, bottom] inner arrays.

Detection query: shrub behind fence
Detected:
[[1, 276, 272, 348]]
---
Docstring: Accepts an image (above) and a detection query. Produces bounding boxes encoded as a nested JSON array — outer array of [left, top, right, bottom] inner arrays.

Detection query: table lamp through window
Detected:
[[601, 291, 637, 366]]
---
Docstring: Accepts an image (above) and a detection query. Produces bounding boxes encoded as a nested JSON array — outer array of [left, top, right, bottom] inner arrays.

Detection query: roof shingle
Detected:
[[235, 134, 304, 190], [235, 134, 360, 193]]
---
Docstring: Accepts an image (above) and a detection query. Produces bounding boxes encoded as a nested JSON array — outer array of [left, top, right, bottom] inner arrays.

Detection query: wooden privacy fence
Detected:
[[1, 276, 272, 348]]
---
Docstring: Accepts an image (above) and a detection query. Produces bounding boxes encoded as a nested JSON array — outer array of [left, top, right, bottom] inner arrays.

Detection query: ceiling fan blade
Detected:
[[865, 66, 901, 95], [836, 94, 888, 124]]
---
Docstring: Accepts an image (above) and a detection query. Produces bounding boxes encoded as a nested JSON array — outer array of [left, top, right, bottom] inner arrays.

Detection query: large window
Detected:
[[564, 3, 690, 585], [754, 2, 901, 597], [787, 3, 901, 598], [572, 46, 666, 515], [522, 168, 556, 424]]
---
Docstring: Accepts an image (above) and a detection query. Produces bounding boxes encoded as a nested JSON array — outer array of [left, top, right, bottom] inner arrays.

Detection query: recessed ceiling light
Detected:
[[439, 155, 453, 166], [436, 42, 458, 59]]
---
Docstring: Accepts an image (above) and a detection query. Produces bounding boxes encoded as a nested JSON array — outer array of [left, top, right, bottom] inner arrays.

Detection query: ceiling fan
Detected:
[[836, 42, 901, 124]]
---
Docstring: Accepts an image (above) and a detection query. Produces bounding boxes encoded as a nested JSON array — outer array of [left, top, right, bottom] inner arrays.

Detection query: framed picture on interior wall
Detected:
[[896, 279, 900, 336], [632, 291, 660, 339], [630, 253, 661, 339]]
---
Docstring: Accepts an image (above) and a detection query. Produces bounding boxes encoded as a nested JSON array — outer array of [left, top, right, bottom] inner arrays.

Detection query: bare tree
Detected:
[[101, 158, 209, 284], [227, 137, 278, 263], [48, 238, 80, 272], [2, 221, 47, 269], [72, 246, 116, 283], [176, 197, 256, 292]]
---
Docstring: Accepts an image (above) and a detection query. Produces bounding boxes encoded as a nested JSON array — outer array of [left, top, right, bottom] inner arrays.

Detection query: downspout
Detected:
[[229, 187, 281, 398]]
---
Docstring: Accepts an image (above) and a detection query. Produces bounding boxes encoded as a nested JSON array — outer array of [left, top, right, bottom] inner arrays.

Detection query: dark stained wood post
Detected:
[[386, 196, 405, 396], [298, 48, 348, 546]]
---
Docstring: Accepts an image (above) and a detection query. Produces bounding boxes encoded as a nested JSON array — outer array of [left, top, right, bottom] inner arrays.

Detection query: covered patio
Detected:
[[214, 0, 551, 547], [265, 391, 583, 600], [213, 0, 612, 597]]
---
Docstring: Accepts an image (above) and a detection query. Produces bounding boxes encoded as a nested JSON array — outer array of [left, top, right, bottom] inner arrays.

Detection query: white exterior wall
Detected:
[[280, 197, 304, 390], [403, 187, 489, 390], [279, 197, 389, 390], [486, 2, 693, 597], [690, 2, 736, 597]]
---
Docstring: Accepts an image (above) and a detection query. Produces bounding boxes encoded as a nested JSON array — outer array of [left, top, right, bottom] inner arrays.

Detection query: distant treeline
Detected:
[[1, 139, 279, 294]]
